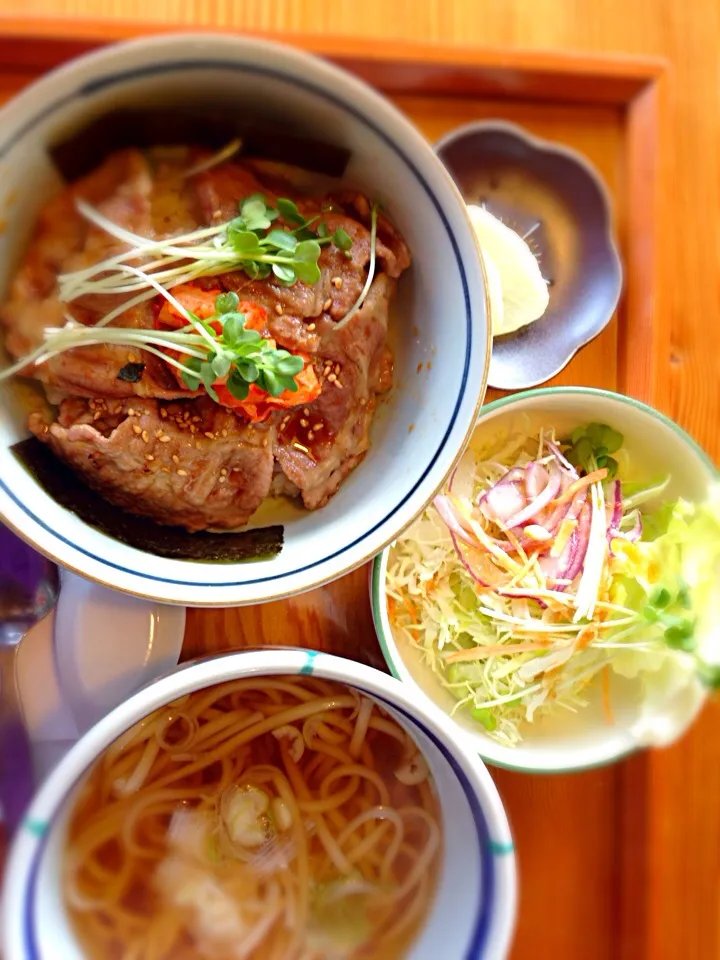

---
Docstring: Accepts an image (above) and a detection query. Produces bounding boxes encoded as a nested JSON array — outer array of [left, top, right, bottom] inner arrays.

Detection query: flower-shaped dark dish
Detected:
[[435, 121, 622, 390]]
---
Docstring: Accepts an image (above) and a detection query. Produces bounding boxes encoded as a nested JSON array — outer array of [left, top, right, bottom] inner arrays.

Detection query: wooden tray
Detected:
[[0, 22, 675, 960]]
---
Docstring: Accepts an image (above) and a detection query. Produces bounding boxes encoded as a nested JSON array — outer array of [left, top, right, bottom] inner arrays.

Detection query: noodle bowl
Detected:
[[2, 650, 517, 960], [64, 676, 441, 959]]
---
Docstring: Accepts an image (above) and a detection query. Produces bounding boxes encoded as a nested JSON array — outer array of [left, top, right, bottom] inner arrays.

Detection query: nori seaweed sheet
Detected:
[[12, 437, 283, 563], [50, 109, 351, 181]]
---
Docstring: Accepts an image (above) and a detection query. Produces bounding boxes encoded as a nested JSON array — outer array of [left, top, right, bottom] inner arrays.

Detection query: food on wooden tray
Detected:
[[467, 204, 549, 337], [64, 676, 442, 960], [386, 420, 720, 746], [0, 145, 410, 534]]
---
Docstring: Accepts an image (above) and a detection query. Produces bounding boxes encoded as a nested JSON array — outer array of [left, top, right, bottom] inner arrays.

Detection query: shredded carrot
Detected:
[[550, 468, 608, 507], [425, 574, 441, 596], [445, 642, 549, 663], [387, 595, 397, 623], [574, 626, 596, 651], [402, 594, 418, 623], [602, 665, 614, 725]]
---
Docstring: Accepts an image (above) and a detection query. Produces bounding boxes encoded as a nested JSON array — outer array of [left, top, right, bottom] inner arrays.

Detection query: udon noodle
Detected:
[[64, 676, 442, 959]]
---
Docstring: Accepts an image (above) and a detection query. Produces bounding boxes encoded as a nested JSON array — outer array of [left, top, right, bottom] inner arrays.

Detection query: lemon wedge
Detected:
[[468, 204, 549, 337]]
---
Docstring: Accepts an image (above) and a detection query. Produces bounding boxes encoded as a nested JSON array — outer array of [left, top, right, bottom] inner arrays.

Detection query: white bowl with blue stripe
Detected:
[[0, 33, 491, 606], [1, 649, 516, 959]]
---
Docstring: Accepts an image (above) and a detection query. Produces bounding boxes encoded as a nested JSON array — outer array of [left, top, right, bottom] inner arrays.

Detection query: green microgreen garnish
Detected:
[[563, 422, 624, 478], [0, 193, 381, 394], [0, 291, 305, 407], [54, 192, 357, 321], [176, 294, 305, 401]]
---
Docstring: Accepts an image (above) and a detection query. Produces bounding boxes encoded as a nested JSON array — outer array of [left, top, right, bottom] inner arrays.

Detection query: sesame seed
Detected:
[[128, 407, 135, 416], [93, 411, 101, 421], [145, 454, 154, 462], [114, 405, 122, 414], [220, 468, 228, 476], [204, 431, 215, 440], [332, 276, 343, 288], [313, 423, 323, 431], [334, 380, 343, 389], [177, 469, 188, 477], [303, 407, 310, 416], [275, 304, 283, 315], [162, 467, 170, 473], [218, 475, 227, 483], [327, 373, 337, 383], [155, 429, 162, 439], [359, 398, 367, 406], [160, 408, 167, 419], [262, 438, 268, 447], [192, 416, 201, 423], [141, 430, 149, 443], [300, 418, 308, 428], [128, 354, 137, 363], [323, 365, 332, 377], [221, 429, 227, 437], [212, 209, 222, 220], [190, 425, 197, 434], [307, 323, 316, 331], [132, 425, 142, 435], [334, 363, 341, 375], [159, 436, 171, 443], [183, 411, 190, 420], [172, 455, 180, 464], [323, 298, 332, 311], [308, 430, 315, 440]]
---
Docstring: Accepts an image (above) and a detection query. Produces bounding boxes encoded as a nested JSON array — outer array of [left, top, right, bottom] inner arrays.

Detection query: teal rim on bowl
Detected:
[[371, 387, 718, 774], [3, 649, 517, 959]]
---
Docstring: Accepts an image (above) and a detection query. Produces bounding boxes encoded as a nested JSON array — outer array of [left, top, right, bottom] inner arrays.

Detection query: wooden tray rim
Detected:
[[0, 22, 673, 960]]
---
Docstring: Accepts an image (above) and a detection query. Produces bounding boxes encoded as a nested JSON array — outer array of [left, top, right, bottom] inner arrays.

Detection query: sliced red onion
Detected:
[[450, 532, 517, 591], [563, 504, 592, 582], [547, 486, 588, 533], [609, 510, 643, 545], [478, 478, 527, 526], [504, 465, 562, 529], [545, 438, 579, 478], [605, 481, 644, 548], [449, 528, 490, 587], [497, 587, 548, 610], [525, 462, 550, 499], [538, 502, 591, 590], [433, 496, 478, 548], [608, 480, 622, 531]]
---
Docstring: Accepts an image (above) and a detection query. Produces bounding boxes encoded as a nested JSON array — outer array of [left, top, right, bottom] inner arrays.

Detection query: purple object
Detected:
[[0, 526, 59, 833]]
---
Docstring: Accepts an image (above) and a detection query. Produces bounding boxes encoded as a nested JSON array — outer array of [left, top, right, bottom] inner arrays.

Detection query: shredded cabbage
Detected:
[[386, 423, 719, 746]]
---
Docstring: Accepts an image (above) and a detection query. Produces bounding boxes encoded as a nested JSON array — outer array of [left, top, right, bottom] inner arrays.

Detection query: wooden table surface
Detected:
[[0, 3, 718, 960]]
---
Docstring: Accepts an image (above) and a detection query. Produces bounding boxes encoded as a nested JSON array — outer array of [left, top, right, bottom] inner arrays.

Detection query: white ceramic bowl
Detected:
[[372, 387, 718, 773], [0, 33, 490, 606], [2, 649, 516, 960]]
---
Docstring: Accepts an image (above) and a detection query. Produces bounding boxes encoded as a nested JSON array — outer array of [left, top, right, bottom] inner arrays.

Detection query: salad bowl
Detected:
[[372, 387, 719, 773]]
